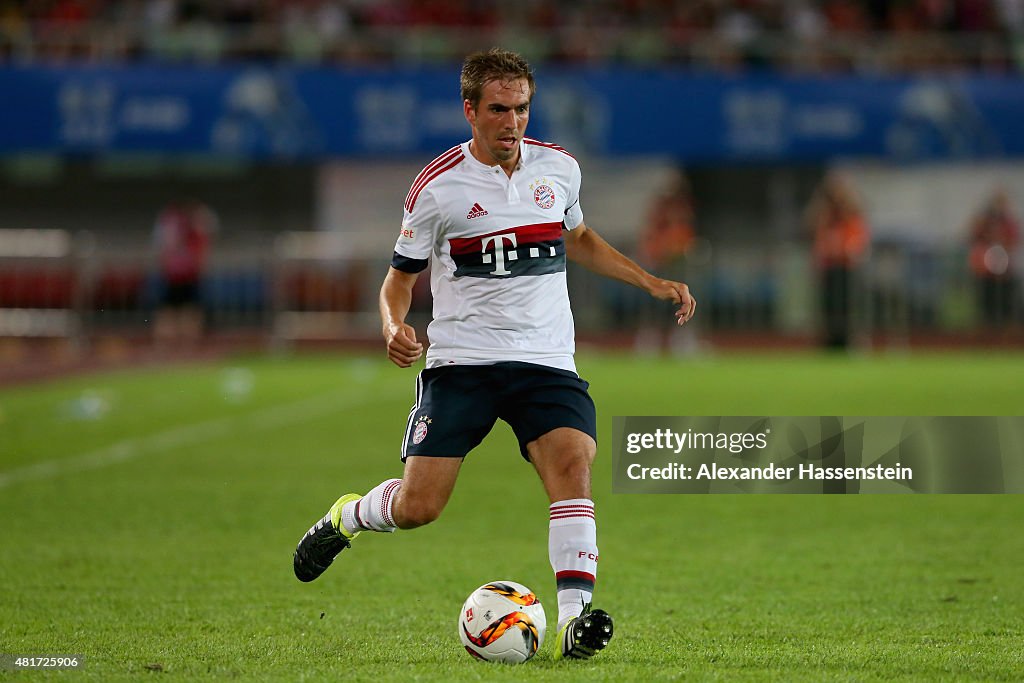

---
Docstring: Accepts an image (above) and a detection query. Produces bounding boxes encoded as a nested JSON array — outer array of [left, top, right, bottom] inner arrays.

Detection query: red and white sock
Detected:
[[548, 498, 598, 630], [341, 478, 401, 534]]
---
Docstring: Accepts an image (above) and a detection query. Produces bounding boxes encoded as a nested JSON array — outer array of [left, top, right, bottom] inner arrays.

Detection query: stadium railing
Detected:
[[0, 229, 84, 342], [270, 231, 383, 349], [1, 232, 1018, 352]]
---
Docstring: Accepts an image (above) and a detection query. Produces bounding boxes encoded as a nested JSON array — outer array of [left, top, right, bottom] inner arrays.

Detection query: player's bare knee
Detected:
[[395, 508, 442, 529], [564, 453, 593, 483], [393, 497, 445, 529], [539, 452, 593, 500]]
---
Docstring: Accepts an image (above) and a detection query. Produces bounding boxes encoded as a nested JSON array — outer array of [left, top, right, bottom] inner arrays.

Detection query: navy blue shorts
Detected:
[[401, 362, 597, 462]]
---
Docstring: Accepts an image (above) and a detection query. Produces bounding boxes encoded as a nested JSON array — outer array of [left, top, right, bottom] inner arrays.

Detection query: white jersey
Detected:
[[392, 138, 585, 372]]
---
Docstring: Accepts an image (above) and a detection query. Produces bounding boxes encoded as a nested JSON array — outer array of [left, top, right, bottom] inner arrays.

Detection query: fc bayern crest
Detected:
[[412, 416, 431, 444], [533, 184, 556, 209]]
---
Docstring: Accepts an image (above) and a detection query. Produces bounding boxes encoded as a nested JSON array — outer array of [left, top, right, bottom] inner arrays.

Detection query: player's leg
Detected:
[[293, 456, 462, 582], [381, 365, 499, 529], [527, 428, 613, 660], [528, 427, 598, 624], [503, 364, 613, 660], [341, 455, 464, 533], [294, 365, 497, 582]]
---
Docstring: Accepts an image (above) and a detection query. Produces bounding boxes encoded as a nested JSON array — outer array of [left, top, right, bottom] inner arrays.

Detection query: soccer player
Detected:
[[293, 47, 696, 661]]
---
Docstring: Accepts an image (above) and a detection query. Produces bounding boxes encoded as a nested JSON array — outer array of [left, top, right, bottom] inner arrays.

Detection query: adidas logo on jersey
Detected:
[[466, 203, 489, 219]]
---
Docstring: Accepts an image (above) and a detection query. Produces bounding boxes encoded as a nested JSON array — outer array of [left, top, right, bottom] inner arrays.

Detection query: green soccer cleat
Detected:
[[554, 603, 614, 660], [293, 493, 361, 582]]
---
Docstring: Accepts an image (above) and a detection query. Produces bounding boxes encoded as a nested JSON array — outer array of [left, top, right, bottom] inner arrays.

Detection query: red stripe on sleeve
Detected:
[[404, 147, 463, 212], [524, 137, 575, 159]]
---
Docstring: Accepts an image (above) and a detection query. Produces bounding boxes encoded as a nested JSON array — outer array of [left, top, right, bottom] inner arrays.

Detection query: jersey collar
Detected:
[[462, 140, 527, 175]]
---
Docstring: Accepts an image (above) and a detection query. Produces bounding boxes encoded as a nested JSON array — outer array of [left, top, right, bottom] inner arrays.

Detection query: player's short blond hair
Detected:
[[460, 48, 536, 110]]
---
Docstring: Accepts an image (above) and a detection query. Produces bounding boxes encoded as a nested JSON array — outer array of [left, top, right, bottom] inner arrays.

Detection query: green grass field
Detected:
[[1, 352, 1022, 681]]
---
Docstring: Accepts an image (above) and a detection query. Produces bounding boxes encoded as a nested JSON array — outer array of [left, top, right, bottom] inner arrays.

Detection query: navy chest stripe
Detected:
[[450, 234, 565, 279]]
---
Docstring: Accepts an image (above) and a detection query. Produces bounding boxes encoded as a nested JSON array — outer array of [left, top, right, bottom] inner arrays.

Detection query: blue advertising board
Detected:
[[1, 65, 1022, 161]]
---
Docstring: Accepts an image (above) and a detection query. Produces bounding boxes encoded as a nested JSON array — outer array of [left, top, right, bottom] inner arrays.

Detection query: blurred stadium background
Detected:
[[3, 4, 1024, 679], [1, 0, 1023, 379]]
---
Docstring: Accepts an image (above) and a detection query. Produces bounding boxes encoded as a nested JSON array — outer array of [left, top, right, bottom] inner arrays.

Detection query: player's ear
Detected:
[[464, 99, 476, 125]]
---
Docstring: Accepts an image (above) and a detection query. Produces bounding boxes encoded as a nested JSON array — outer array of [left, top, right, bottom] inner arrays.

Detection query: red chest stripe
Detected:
[[448, 222, 563, 256]]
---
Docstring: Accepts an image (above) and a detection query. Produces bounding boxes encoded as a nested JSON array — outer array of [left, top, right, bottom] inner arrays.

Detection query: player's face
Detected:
[[465, 77, 531, 170]]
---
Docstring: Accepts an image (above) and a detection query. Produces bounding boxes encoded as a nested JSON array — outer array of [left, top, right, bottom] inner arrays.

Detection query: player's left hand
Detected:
[[649, 279, 697, 326]]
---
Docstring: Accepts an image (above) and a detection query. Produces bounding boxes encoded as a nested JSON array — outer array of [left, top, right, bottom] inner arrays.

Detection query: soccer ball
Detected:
[[458, 581, 546, 663]]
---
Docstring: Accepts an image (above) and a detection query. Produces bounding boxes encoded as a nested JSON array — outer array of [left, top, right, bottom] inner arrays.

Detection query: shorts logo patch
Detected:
[[412, 415, 432, 444]]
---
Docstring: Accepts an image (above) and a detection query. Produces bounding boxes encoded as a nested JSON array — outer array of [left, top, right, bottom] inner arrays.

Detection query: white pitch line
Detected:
[[0, 385, 405, 490]]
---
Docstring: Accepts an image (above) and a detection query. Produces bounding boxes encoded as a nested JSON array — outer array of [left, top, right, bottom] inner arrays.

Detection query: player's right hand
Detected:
[[385, 322, 423, 368]]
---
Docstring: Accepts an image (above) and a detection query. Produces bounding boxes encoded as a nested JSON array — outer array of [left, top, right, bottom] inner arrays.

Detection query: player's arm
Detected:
[[564, 221, 696, 325], [380, 266, 424, 367]]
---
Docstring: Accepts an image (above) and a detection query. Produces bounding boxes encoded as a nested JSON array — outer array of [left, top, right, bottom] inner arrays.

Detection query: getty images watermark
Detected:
[[612, 417, 1024, 494]]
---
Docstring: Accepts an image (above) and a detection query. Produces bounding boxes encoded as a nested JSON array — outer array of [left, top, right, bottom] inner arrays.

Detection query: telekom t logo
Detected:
[[480, 232, 518, 276]]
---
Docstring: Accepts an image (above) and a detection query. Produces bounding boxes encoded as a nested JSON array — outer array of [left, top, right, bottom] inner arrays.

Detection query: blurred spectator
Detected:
[[0, 0, 29, 59], [806, 172, 870, 349], [638, 168, 697, 270], [635, 168, 700, 355], [152, 197, 217, 347], [281, 0, 353, 62], [34, 0, 95, 61], [143, 0, 177, 32], [967, 188, 1021, 330], [995, 0, 1024, 32]]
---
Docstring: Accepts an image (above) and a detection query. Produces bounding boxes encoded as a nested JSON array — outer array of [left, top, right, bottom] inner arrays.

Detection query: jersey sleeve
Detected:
[[392, 189, 441, 273], [562, 157, 584, 231]]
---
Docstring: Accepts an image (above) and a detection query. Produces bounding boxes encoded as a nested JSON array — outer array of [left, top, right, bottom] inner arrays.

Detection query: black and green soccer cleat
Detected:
[[293, 493, 361, 582], [554, 603, 614, 660]]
